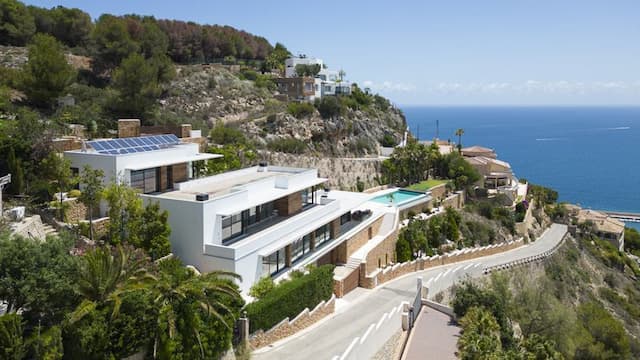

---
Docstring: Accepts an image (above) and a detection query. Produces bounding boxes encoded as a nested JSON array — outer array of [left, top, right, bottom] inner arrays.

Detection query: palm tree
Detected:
[[455, 128, 465, 153], [68, 245, 151, 324], [151, 259, 243, 359]]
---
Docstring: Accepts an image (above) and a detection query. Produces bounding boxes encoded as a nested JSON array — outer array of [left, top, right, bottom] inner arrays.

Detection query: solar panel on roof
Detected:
[[87, 135, 181, 155]]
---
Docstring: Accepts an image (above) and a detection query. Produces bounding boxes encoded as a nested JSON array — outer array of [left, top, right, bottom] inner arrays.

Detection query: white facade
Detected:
[[285, 57, 324, 78], [141, 165, 376, 293], [65, 142, 219, 185], [64, 139, 220, 215]]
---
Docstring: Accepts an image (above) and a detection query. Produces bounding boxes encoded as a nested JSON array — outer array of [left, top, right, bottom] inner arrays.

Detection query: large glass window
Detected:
[[315, 224, 331, 248], [301, 187, 315, 208], [221, 201, 276, 244], [340, 212, 352, 225], [262, 248, 286, 276], [131, 168, 157, 194], [291, 234, 312, 264], [221, 213, 243, 243]]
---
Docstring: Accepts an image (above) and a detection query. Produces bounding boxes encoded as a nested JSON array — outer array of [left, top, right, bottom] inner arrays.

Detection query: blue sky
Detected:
[[24, 0, 640, 106]]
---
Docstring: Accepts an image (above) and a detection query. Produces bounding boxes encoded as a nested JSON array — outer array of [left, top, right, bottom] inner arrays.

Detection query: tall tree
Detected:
[[103, 181, 143, 245], [264, 42, 290, 72], [40, 153, 76, 221], [0, 233, 76, 326], [5, 147, 24, 195], [69, 245, 151, 324], [20, 33, 76, 108], [0, 313, 25, 360], [0, 0, 35, 46], [91, 14, 138, 74], [151, 259, 243, 359], [455, 128, 465, 153], [49, 6, 92, 48], [138, 202, 171, 260], [109, 52, 162, 119], [78, 165, 104, 241]]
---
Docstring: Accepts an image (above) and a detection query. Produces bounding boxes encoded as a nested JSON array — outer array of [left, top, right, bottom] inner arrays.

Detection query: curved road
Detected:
[[253, 224, 567, 360]]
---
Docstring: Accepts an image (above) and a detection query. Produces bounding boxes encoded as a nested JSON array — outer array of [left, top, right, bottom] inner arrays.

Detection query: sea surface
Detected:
[[402, 106, 640, 231]]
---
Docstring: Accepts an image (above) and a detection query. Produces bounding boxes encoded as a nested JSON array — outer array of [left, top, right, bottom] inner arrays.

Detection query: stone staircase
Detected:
[[41, 224, 58, 239], [345, 257, 362, 270]]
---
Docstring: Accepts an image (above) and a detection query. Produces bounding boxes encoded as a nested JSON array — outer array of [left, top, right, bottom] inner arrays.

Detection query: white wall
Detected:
[[285, 57, 324, 78]]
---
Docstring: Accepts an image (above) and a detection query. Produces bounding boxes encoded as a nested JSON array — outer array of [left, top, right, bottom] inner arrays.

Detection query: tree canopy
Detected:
[[20, 33, 76, 108]]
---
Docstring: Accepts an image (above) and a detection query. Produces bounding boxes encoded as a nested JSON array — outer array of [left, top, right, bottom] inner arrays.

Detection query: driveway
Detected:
[[253, 224, 568, 360]]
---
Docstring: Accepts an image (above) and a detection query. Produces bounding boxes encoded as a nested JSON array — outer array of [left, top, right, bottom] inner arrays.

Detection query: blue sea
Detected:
[[402, 106, 640, 231]]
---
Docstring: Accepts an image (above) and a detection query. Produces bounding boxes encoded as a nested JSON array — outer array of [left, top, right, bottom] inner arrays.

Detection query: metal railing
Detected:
[[482, 231, 568, 275]]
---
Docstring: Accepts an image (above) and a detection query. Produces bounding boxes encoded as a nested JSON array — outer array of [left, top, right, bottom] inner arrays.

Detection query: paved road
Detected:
[[404, 307, 460, 360], [253, 224, 567, 360]]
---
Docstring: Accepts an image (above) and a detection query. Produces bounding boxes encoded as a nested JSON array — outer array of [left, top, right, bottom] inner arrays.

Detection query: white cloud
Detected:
[[362, 80, 417, 93], [426, 80, 640, 96]]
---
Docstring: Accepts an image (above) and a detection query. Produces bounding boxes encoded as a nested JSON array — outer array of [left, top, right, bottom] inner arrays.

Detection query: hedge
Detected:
[[244, 264, 335, 333]]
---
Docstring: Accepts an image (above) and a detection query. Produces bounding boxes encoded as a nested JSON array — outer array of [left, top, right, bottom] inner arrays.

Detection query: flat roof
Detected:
[[152, 166, 326, 202], [125, 153, 221, 170]]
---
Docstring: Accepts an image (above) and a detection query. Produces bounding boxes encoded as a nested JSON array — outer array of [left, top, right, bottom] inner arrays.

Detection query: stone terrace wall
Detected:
[[249, 294, 336, 349], [360, 239, 523, 289]]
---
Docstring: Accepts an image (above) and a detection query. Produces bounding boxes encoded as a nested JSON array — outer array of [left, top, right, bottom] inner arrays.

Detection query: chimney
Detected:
[[258, 161, 268, 172], [118, 119, 140, 138], [180, 124, 192, 138]]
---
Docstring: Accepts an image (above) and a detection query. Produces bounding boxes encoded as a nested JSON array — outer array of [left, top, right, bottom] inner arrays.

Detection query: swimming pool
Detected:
[[370, 189, 426, 207]]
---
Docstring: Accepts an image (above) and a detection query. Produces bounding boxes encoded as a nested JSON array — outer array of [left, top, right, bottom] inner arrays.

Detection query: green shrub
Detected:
[[238, 68, 258, 81], [67, 189, 81, 198], [314, 96, 341, 119], [244, 264, 335, 332], [267, 137, 307, 154], [286, 102, 315, 118], [380, 133, 396, 147], [255, 74, 276, 90], [248, 276, 275, 300]]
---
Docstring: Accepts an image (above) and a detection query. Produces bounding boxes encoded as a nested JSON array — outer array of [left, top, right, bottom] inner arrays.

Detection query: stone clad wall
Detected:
[[360, 239, 524, 289], [249, 295, 336, 349], [364, 229, 399, 273], [441, 191, 465, 209], [429, 184, 447, 200], [346, 216, 384, 258]]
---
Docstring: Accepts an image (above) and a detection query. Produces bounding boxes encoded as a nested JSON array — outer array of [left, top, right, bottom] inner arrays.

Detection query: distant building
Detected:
[[419, 139, 454, 155], [461, 145, 497, 159], [568, 207, 625, 251], [274, 77, 315, 101], [462, 145, 519, 201], [281, 56, 350, 101]]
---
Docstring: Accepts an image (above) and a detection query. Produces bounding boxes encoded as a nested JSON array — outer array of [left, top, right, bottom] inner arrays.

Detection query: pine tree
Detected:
[[20, 33, 76, 108]]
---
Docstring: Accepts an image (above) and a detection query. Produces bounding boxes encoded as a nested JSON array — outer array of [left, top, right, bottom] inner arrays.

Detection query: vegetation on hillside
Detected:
[[0, 231, 244, 359], [451, 233, 640, 359], [382, 140, 480, 190]]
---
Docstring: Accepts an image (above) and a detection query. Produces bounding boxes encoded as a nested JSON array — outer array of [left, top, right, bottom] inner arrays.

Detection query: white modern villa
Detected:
[[63, 126, 434, 294], [284, 56, 351, 99]]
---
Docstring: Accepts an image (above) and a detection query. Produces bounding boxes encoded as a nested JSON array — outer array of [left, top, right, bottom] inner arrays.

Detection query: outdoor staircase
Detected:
[[345, 257, 362, 270], [42, 224, 57, 238]]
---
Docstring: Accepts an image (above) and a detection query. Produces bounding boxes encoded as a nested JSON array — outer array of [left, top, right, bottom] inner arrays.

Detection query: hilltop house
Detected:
[[461, 145, 519, 201], [64, 120, 425, 294], [280, 56, 351, 101], [568, 206, 625, 251]]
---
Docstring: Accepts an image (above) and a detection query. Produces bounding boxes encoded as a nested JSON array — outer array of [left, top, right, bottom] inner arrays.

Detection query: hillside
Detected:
[[0, 0, 406, 193], [442, 230, 640, 359]]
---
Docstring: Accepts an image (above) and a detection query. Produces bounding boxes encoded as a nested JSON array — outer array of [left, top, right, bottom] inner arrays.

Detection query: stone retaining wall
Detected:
[[262, 153, 383, 190], [249, 294, 336, 349], [361, 239, 523, 289]]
